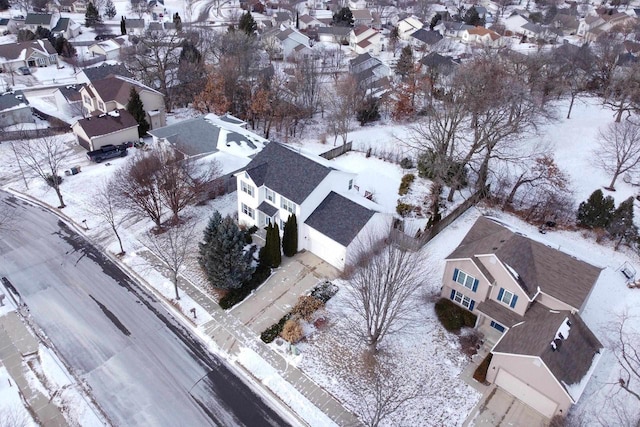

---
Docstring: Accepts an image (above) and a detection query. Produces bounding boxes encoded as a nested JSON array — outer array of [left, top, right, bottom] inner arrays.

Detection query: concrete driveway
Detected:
[[229, 250, 339, 334], [465, 386, 549, 427]]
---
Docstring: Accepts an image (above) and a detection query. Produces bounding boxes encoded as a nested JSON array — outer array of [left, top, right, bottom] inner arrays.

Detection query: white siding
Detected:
[[304, 224, 348, 270]]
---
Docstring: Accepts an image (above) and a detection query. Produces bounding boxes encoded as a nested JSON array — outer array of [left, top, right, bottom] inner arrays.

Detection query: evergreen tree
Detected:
[[17, 29, 36, 42], [120, 16, 127, 35], [238, 11, 257, 37], [173, 12, 182, 32], [463, 7, 485, 26], [395, 46, 414, 81], [272, 222, 281, 267], [333, 7, 354, 27], [282, 214, 298, 257], [105, 0, 117, 19], [126, 86, 149, 137], [430, 13, 442, 30], [198, 211, 254, 290], [263, 223, 274, 267], [85, 1, 102, 27], [0, 0, 9, 12], [577, 189, 615, 229], [54, 36, 76, 57], [607, 197, 638, 250]]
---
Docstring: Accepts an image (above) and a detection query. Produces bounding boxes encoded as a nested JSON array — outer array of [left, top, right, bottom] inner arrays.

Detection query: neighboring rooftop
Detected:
[[81, 63, 133, 81], [25, 13, 52, 25], [305, 191, 376, 246], [0, 90, 29, 111], [75, 110, 138, 137], [149, 116, 220, 156]]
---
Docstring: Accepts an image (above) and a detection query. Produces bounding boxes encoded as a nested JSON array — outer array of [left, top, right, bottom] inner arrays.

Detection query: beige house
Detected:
[[87, 37, 128, 61], [72, 110, 139, 151], [349, 25, 382, 55], [0, 39, 59, 73], [442, 217, 603, 419], [79, 75, 166, 130]]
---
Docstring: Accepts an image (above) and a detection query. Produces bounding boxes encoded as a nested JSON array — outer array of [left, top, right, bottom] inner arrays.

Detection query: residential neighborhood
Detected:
[[1, 0, 640, 424]]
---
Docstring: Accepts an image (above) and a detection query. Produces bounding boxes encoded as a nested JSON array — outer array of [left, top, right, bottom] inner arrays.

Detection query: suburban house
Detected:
[[397, 16, 423, 40], [124, 18, 146, 35], [349, 25, 382, 55], [88, 36, 129, 61], [54, 83, 86, 119], [51, 17, 81, 39], [461, 27, 502, 47], [298, 14, 325, 31], [0, 90, 33, 128], [409, 28, 443, 51], [349, 52, 390, 94], [58, 0, 87, 13], [441, 217, 603, 419], [420, 52, 459, 76], [236, 142, 388, 270], [275, 28, 312, 59], [577, 11, 637, 42], [72, 110, 139, 151], [24, 13, 57, 32], [351, 9, 373, 27], [317, 27, 351, 45], [79, 75, 166, 129], [0, 39, 59, 73], [436, 21, 474, 38], [272, 11, 292, 28], [76, 63, 133, 83]]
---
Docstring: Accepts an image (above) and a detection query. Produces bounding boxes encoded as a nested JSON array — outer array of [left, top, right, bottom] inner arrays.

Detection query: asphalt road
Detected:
[[0, 192, 287, 427]]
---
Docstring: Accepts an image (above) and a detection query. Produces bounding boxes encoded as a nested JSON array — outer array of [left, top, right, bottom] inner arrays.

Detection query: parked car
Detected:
[[18, 66, 31, 75], [94, 34, 118, 41]]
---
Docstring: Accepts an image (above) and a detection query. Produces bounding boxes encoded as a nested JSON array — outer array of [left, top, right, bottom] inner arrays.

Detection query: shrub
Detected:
[[434, 298, 477, 332], [577, 189, 614, 229], [398, 173, 415, 196], [281, 319, 304, 343], [473, 353, 492, 383], [260, 313, 291, 343], [396, 201, 414, 217], [292, 295, 325, 321], [458, 328, 482, 358], [219, 261, 272, 309], [356, 96, 381, 126], [310, 281, 338, 303], [400, 157, 414, 169]]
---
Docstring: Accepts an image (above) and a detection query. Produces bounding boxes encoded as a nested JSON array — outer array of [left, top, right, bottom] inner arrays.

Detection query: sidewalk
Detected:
[[0, 312, 68, 427], [134, 249, 363, 427]]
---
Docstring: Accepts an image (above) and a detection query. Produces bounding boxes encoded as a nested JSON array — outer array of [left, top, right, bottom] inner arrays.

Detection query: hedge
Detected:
[[398, 173, 415, 196], [434, 298, 477, 332], [473, 353, 493, 383], [219, 263, 272, 309], [260, 313, 291, 343]]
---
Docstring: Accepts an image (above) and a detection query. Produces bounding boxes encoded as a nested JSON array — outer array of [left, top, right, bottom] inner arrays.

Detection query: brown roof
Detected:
[[447, 217, 602, 310], [0, 39, 57, 61], [476, 299, 523, 327], [493, 302, 602, 396], [75, 110, 138, 138], [88, 76, 160, 106]]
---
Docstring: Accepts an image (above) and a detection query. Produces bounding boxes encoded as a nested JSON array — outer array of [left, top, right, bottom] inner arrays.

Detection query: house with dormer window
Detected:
[[442, 217, 603, 419], [236, 142, 388, 270]]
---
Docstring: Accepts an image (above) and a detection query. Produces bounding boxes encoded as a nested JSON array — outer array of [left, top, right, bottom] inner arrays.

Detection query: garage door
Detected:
[[495, 369, 557, 418]]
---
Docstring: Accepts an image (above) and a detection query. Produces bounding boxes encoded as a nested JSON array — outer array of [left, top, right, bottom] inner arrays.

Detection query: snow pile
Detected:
[[0, 366, 36, 427]]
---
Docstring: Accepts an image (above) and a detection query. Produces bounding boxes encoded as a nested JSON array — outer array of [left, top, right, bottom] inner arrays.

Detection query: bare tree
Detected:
[[142, 219, 197, 300], [0, 404, 32, 427], [325, 76, 359, 145], [14, 135, 72, 208], [345, 233, 424, 353], [502, 153, 570, 208], [594, 120, 640, 190], [86, 179, 127, 255], [612, 313, 640, 402]]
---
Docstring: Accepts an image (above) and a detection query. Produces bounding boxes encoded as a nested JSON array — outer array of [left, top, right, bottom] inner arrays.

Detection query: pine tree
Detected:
[[238, 12, 257, 37], [126, 86, 149, 137], [120, 16, 127, 35], [333, 7, 354, 27], [282, 214, 298, 257], [272, 222, 282, 267], [263, 223, 274, 267], [105, 0, 117, 19], [577, 189, 615, 229], [463, 7, 484, 26], [395, 46, 414, 81], [0, 0, 9, 12], [607, 197, 638, 250], [198, 211, 254, 290], [85, 2, 102, 27]]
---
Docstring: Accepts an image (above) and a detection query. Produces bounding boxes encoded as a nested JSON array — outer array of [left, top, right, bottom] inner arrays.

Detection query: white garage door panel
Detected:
[[305, 227, 346, 270], [495, 369, 557, 418]]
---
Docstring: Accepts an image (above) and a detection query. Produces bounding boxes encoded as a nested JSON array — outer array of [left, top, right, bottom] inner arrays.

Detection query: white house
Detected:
[[461, 26, 502, 46], [349, 25, 382, 55], [236, 142, 388, 270], [298, 14, 325, 31], [88, 36, 128, 60], [276, 28, 312, 59], [0, 90, 33, 128], [397, 16, 423, 40]]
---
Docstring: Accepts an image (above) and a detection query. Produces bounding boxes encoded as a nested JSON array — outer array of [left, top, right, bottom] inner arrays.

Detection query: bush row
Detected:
[[219, 263, 272, 309], [434, 298, 477, 332], [260, 313, 291, 343], [398, 173, 415, 196]]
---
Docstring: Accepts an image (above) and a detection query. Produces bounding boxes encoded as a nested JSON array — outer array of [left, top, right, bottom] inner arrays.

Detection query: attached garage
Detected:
[[305, 225, 347, 270], [495, 369, 558, 418]]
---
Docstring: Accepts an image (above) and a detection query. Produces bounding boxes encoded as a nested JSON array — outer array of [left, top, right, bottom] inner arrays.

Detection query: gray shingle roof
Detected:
[[82, 63, 133, 81], [25, 13, 52, 25], [493, 302, 602, 393], [244, 142, 332, 204], [257, 201, 278, 217], [0, 90, 29, 111], [410, 28, 443, 44], [304, 192, 375, 247], [51, 17, 70, 32], [148, 116, 220, 156], [447, 217, 602, 309]]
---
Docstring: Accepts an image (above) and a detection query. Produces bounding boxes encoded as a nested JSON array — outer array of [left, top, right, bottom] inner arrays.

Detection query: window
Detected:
[[490, 320, 505, 333], [241, 181, 254, 197], [265, 188, 275, 202], [281, 197, 295, 214], [83, 95, 92, 106], [280, 219, 286, 229], [497, 288, 518, 309], [241, 203, 254, 219], [449, 289, 475, 311], [348, 179, 353, 190], [263, 215, 272, 226], [98, 101, 105, 111], [452, 268, 479, 292]]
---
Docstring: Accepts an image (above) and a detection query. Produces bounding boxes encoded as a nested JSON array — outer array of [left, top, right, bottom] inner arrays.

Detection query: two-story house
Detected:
[[442, 217, 603, 419], [24, 13, 57, 32], [349, 25, 382, 55], [79, 75, 166, 130], [236, 142, 388, 270], [0, 39, 59, 72]]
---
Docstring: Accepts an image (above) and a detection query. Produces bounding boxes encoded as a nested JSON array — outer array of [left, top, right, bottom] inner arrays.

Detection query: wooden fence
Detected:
[[319, 141, 352, 160], [0, 127, 69, 142]]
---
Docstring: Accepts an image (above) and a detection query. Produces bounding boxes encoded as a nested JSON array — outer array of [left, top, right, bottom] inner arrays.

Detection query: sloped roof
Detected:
[[125, 18, 145, 28], [148, 116, 220, 156], [318, 27, 352, 36], [0, 39, 56, 61], [447, 217, 602, 309], [350, 52, 375, 67], [75, 110, 138, 138], [305, 191, 375, 246], [82, 63, 133, 81], [351, 9, 372, 20], [410, 28, 443, 44], [51, 17, 70, 32], [257, 201, 278, 217], [58, 83, 86, 102], [244, 142, 332, 204], [25, 13, 52, 25], [420, 52, 459, 72], [0, 90, 29, 111], [494, 303, 602, 397], [89, 75, 161, 105]]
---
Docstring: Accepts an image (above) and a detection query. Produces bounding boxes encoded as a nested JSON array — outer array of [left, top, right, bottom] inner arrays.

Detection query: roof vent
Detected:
[[550, 338, 562, 352]]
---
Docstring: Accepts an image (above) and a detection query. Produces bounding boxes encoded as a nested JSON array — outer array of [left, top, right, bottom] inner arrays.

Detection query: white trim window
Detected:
[[452, 268, 479, 292], [241, 181, 255, 197], [450, 289, 475, 311], [497, 287, 518, 309], [265, 188, 275, 203], [98, 100, 105, 111], [281, 196, 295, 214], [241, 203, 254, 219]]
